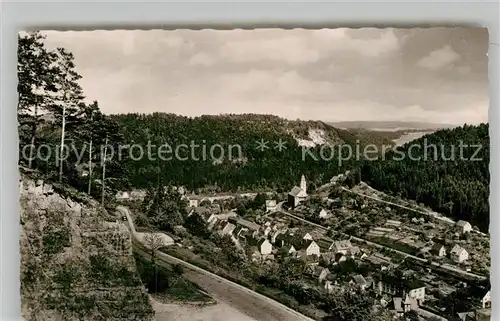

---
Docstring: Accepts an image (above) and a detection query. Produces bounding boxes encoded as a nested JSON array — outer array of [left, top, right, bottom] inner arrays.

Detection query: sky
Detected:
[[41, 27, 489, 125]]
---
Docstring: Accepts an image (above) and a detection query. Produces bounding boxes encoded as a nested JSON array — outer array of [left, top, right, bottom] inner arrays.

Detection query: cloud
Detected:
[[219, 34, 321, 65], [417, 45, 460, 70], [214, 69, 335, 99], [37, 28, 488, 125], [313, 28, 400, 58], [188, 52, 216, 66], [218, 28, 400, 65]]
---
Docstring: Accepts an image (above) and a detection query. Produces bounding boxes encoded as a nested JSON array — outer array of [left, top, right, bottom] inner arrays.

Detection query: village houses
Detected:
[[431, 243, 447, 257], [308, 266, 330, 284], [258, 239, 273, 256], [282, 244, 296, 255], [221, 222, 236, 236], [295, 230, 314, 241], [456, 220, 472, 234], [161, 175, 488, 321], [392, 295, 419, 317], [350, 275, 370, 292], [375, 274, 426, 306], [450, 244, 469, 263], [115, 191, 130, 201], [318, 208, 330, 219], [482, 290, 491, 309], [302, 240, 321, 256], [115, 189, 146, 201], [329, 240, 353, 254], [265, 200, 278, 212]]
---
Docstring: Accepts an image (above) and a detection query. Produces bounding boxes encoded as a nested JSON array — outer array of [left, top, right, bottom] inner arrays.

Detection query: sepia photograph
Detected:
[[18, 27, 490, 321]]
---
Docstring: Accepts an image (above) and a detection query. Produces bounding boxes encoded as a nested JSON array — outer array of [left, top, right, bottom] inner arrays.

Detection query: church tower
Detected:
[[300, 174, 307, 194]]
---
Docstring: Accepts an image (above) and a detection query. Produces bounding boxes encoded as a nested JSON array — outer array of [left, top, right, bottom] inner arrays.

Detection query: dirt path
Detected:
[[150, 296, 257, 321]]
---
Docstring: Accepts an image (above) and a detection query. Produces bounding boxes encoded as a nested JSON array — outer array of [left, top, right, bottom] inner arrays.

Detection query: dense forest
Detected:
[[361, 124, 490, 231], [109, 113, 394, 193]]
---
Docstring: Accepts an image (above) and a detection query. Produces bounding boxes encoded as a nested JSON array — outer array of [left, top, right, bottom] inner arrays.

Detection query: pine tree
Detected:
[[49, 47, 85, 182], [79, 101, 107, 194], [17, 31, 59, 168]]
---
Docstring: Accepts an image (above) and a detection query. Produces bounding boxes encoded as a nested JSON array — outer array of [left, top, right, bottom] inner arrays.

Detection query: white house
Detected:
[[431, 244, 447, 257], [301, 232, 313, 241], [189, 199, 199, 208], [221, 222, 236, 236], [450, 245, 469, 263], [482, 290, 491, 309], [263, 226, 273, 236], [265, 200, 278, 212], [337, 254, 347, 263], [202, 211, 218, 225], [115, 191, 130, 201], [376, 275, 426, 305], [318, 209, 330, 219], [312, 266, 330, 283], [456, 220, 472, 234], [129, 189, 147, 201], [406, 284, 426, 304], [304, 240, 321, 256], [351, 275, 369, 291], [214, 211, 238, 221], [403, 295, 419, 312], [325, 280, 335, 294], [259, 239, 273, 256]]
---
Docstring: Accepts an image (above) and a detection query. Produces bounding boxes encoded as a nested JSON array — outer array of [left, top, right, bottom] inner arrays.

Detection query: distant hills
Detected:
[[328, 121, 458, 131]]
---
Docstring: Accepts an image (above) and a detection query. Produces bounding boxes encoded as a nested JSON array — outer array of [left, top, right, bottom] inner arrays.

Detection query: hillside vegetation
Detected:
[[110, 113, 393, 192], [360, 123, 489, 231]]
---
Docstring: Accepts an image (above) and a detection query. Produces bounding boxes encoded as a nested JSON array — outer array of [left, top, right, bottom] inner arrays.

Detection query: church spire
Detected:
[[300, 174, 307, 194]]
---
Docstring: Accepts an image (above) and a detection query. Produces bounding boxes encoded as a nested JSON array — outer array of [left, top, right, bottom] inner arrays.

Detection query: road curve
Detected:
[[116, 206, 315, 321]]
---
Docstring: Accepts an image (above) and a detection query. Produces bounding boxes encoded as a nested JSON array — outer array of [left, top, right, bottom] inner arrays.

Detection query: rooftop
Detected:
[[289, 186, 304, 197], [353, 275, 367, 286], [235, 218, 260, 231]]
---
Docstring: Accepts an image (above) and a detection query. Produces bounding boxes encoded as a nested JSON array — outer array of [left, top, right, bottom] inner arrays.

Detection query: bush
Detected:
[[55, 265, 81, 290], [172, 264, 184, 275], [89, 254, 113, 281], [43, 230, 70, 254]]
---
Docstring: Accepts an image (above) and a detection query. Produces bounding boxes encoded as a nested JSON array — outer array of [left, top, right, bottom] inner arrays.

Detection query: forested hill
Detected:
[[111, 113, 393, 193], [360, 123, 490, 231]]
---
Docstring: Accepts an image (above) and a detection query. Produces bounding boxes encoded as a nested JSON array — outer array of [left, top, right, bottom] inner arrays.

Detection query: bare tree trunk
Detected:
[[58, 102, 66, 182], [28, 104, 38, 169], [152, 251, 157, 293], [101, 134, 108, 206], [87, 113, 94, 194], [87, 138, 93, 194]]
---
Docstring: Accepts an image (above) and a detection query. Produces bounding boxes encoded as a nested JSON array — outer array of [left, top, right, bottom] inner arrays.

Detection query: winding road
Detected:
[[116, 206, 314, 321]]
